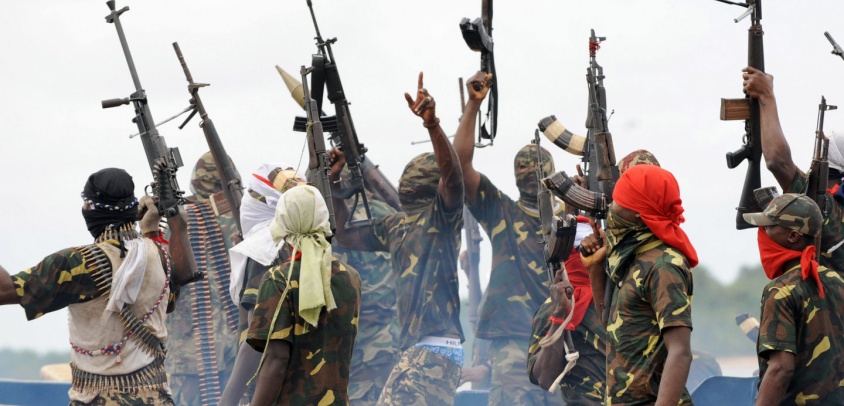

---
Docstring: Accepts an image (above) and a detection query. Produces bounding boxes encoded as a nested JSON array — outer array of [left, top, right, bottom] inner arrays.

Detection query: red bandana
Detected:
[[563, 249, 592, 331], [612, 165, 698, 267], [828, 183, 839, 195], [756, 228, 824, 297]]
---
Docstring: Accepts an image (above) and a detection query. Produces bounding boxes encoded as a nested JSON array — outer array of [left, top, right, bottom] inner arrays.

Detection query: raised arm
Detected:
[[139, 196, 196, 284], [0, 265, 19, 306], [743, 67, 800, 190], [404, 72, 463, 211], [453, 72, 493, 204], [327, 149, 371, 251]]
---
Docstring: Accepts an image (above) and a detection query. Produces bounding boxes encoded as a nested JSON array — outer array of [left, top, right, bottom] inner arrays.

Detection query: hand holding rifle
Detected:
[[466, 71, 493, 101], [550, 268, 574, 320]]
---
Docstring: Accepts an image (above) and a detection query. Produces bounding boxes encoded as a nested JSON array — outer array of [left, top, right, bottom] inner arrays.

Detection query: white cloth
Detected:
[[103, 237, 147, 322], [269, 185, 335, 327], [229, 162, 300, 304], [828, 131, 844, 172]]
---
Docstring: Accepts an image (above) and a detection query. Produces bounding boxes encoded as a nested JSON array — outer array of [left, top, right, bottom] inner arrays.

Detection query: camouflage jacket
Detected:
[[247, 257, 361, 406], [165, 202, 240, 375], [469, 174, 564, 340], [528, 297, 607, 402], [358, 193, 464, 350], [605, 242, 693, 405], [237, 257, 278, 342], [789, 174, 844, 270], [757, 260, 844, 405]]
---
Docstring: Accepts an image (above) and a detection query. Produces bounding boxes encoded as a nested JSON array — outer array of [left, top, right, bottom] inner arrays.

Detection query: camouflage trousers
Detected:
[[375, 346, 461, 406], [69, 389, 174, 406], [349, 361, 395, 406], [489, 337, 566, 406]]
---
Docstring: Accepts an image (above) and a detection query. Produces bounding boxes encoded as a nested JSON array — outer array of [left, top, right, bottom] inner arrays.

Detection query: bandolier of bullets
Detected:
[[77, 244, 113, 299], [71, 357, 168, 395]]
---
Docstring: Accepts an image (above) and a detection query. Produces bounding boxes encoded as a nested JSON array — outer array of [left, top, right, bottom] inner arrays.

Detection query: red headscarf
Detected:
[[564, 245, 592, 331], [757, 228, 824, 297], [612, 165, 699, 268]]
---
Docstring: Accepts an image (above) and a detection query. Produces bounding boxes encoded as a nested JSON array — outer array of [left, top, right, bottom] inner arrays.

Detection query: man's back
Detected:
[[758, 263, 844, 405]]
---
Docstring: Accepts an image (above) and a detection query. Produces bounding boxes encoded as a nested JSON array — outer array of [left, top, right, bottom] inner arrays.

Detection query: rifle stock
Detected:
[[172, 42, 244, 234]]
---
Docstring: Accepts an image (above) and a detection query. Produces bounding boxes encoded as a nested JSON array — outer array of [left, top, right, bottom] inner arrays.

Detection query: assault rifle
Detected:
[[540, 29, 619, 222], [172, 42, 244, 234], [717, 0, 764, 230], [459, 0, 497, 146], [807, 96, 837, 217], [300, 65, 336, 232], [825, 32, 844, 62], [101, 1, 184, 219], [289, 0, 401, 225]]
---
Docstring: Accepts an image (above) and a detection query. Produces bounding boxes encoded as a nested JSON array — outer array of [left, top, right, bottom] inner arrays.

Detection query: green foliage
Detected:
[[0, 348, 70, 380], [691, 264, 769, 357]]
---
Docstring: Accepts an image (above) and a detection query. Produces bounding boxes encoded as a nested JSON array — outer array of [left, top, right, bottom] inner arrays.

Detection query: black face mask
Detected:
[[82, 207, 138, 239]]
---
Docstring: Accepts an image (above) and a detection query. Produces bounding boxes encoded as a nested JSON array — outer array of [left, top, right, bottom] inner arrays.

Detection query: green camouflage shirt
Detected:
[[237, 257, 277, 342], [757, 261, 844, 405], [789, 174, 844, 270], [165, 203, 241, 375], [247, 257, 361, 406], [12, 247, 104, 321], [469, 174, 563, 340], [358, 193, 463, 350], [605, 242, 693, 405], [528, 297, 607, 402]]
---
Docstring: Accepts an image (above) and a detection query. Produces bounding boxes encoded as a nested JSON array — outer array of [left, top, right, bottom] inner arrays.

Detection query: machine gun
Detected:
[[172, 42, 244, 234], [540, 29, 619, 222], [825, 32, 844, 63], [459, 0, 497, 146], [807, 96, 837, 219], [288, 0, 401, 225], [101, 0, 184, 219], [301, 65, 336, 233], [716, 0, 765, 230]]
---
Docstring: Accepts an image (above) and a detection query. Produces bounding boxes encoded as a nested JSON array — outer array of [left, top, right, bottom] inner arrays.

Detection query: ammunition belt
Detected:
[[77, 244, 113, 298], [71, 357, 167, 395]]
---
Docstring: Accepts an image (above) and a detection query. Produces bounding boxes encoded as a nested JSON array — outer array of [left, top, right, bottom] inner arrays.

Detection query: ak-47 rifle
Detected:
[[101, 1, 184, 219], [459, 77, 484, 333], [825, 32, 844, 62], [540, 30, 619, 222], [460, 0, 497, 146], [807, 97, 837, 257], [301, 65, 336, 233], [172, 42, 244, 234], [717, 0, 764, 230], [288, 0, 401, 224]]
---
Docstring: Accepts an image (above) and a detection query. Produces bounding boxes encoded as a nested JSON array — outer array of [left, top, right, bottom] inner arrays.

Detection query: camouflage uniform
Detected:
[[528, 298, 607, 405], [69, 389, 175, 406], [247, 257, 362, 406], [333, 199, 400, 405], [743, 193, 844, 404], [788, 174, 844, 270], [165, 153, 241, 406], [603, 238, 694, 405], [356, 154, 463, 406]]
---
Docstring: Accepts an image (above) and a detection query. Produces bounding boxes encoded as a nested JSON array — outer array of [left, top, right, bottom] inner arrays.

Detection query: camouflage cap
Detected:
[[190, 151, 242, 200], [399, 152, 440, 215], [742, 193, 822, 237], [618, 149, 660, 174], [514, 144, 554, 175]]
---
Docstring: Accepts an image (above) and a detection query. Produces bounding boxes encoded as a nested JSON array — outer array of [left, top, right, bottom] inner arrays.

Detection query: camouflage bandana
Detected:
[[190, 151, 242, 200], [606, 208, 655, 284], [514, 145, 554, 204], [399, 152, 440, 215], [618, 149, 660, 174]]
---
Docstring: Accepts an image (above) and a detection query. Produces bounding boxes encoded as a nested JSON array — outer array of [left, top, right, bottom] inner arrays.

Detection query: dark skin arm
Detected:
[[580, 220, 608, 327], [220, 310, 262, 406], [655, 326, 693, 406], [250, 339, 292, 406], [327, 149, 371, 251], [452, 71, 493, 205], [742, 67, 800, 190], [531, 268, 574, 390], [404, 72, 464, 212], [0, 265, 20, 305], [755, 351, 795, 405], [138, 196, 197, 285]]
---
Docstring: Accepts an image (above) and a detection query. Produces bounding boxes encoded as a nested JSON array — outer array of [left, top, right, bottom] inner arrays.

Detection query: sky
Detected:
[[0, 0, 842, 352]]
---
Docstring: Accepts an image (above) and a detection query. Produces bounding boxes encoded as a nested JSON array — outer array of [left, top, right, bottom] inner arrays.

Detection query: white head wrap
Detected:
[[828, 131, 844, 173]]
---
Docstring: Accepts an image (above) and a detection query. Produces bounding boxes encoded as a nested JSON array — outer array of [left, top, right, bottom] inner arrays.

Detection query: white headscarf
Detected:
[[828, 131, 844, 173], [229, 163, 301, 304]]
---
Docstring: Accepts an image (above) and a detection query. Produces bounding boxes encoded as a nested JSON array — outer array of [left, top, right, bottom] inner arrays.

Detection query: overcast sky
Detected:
[[1, 0, 842, 352]]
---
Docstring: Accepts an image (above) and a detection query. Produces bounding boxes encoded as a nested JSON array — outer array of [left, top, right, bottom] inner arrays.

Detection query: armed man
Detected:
[[165, 152, 242, 406], [742, 193, 844, 405], [331, 72, 465, 405], [742, 68, 844, 268], [0, 168, 197, 405]]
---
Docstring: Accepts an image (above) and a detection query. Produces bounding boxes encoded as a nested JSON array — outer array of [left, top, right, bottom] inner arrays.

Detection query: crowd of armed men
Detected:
[[2, 3, 844, 406]]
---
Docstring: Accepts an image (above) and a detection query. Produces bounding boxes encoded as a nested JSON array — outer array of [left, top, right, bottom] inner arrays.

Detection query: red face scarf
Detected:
[[611, 165, 699, 267], [563, 248, 592, 331], [757, 228, 824, 297]]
